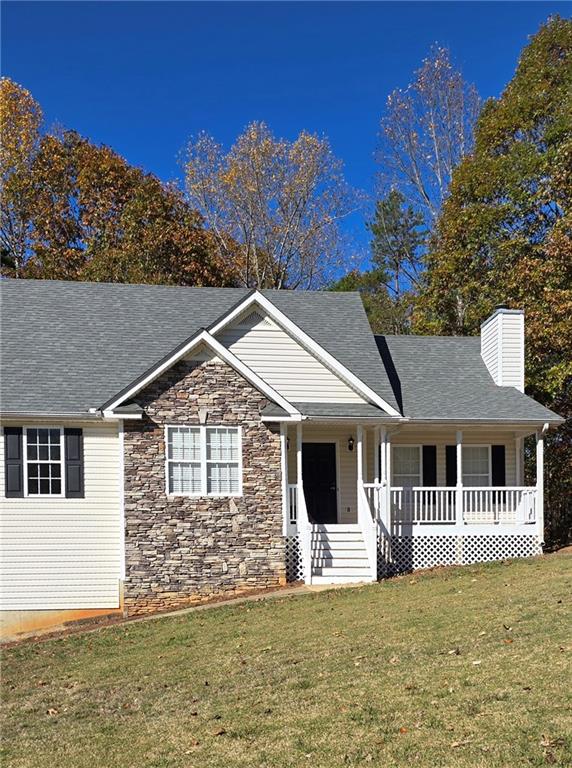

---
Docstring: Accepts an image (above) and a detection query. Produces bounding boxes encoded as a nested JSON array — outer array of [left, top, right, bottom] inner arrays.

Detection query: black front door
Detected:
[[302, 442, 337, 524]]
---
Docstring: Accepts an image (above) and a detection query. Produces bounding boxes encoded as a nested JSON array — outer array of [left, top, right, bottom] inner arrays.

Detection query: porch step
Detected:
[[312, 556, 370, 568], [313, 524, 361, 533], [309, 524, 373, 583], [312, 547, 369, 558], [311, 574, 372, 585]]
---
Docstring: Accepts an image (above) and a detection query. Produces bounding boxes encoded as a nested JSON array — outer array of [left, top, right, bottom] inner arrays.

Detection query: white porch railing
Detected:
[[389, 486, 537, 526], [357, 484, 378, 581], [391, 487, 456, 524], [462, 487, 537, 525], [287, 483, 298, 532], [289, 483, 312, 582]]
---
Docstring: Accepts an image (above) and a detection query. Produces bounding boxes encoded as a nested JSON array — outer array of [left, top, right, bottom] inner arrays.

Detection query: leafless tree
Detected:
[[377, 46, 481, 224], [184, 122, 358, 289]]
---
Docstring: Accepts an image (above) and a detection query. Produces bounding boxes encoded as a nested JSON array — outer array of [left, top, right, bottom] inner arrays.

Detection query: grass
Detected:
[[2, 552, 571, 768]]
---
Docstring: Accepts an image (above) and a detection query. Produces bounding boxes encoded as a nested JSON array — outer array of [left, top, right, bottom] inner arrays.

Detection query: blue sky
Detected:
[[2, 1, 569, 260]]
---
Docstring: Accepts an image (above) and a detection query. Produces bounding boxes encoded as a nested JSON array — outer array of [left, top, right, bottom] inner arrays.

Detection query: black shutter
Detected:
[[422, 446, 437, 486], [445, 445, 457, 487], [64, 428, 84, 498], [491, 445, 506, 486], [4, 427, 24, 497]]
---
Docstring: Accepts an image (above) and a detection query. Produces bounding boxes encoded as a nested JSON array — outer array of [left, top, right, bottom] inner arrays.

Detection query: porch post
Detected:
[[356, 424, 364, 488], [456, 430, 463, 524], [515, 436, 523, 486], [536, 428, 545, 544], [280, 423, 289, 536], [374, 427, 380, 484], [296, 422, 303, 504], [378, 427, 386, 523], [385, 430, 392, 527]]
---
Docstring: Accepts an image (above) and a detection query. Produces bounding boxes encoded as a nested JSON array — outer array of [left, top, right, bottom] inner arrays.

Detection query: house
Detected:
[[0, 279, 563, 638]]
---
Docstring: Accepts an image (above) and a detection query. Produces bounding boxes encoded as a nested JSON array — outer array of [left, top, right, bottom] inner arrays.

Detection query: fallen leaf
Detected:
[[451, 739, 472, 748], [503, 638, 513, 644], [389, 656, 400, 665], [472, 660, 482, 666], [46, 708, 58, 716], [398, 727, 408, 734], [213, 728, 226, 736]]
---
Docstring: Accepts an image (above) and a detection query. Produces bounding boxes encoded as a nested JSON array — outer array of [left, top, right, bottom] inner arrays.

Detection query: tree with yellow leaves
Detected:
[[185, 121, 358, 289]]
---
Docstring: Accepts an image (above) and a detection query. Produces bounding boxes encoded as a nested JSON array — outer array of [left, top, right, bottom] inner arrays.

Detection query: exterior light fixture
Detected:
[[348, 436, 355, 452]]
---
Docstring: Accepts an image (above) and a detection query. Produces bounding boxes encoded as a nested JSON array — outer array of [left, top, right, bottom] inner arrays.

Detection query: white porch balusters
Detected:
[[536, 427, 545, 545], [296, 422, 312, 583], [356, 425, 377, 581], [456, 430, 463, 524]]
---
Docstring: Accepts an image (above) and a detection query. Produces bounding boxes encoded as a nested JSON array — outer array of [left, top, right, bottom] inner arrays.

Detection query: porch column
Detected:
[[280, 423, 289, 536], [374, 427, 380, 484], [296, 422, 303, 505], [536, 428, 545, 544], [385, 430, 392, 527], [456, 430, 463, 524], [379, 427, 387, 526], [515, 436, 523, 486], [356, 425, 364, 488]]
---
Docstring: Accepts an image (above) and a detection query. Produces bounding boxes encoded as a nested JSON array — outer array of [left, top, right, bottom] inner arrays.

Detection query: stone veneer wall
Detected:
[[123, 358, 285, 616]]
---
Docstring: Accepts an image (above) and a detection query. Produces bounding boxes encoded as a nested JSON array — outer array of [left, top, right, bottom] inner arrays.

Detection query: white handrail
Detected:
[[296, 484, 312, 583], [390, 486, 537, 526], [462, 487, 537, 524], [391, 487, 457, 524], [287, 483, 298, 534], [358, 484, 377, 580]]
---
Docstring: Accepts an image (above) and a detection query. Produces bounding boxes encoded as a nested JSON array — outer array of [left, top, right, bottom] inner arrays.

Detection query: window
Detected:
[[462, 446, 490, 487], [393, 446, 421, 487], [25, 428, 63, 496], [166, 425, 241, 496]]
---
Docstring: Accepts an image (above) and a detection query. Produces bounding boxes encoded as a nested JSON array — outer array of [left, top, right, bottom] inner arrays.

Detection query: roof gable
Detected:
[[0, 280, 399, 417]]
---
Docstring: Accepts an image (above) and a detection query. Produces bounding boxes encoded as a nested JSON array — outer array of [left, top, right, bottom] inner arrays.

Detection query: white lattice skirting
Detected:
[[378, 534, 542, 578], [285, 535, 304, 582]]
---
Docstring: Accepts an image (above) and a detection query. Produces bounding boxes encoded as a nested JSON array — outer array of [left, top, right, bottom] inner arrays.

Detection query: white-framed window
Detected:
[[165, 425, 242, 497], [392, 445, 422, 487], [462, 445, 491, 487], [24, 427, 64, 497]]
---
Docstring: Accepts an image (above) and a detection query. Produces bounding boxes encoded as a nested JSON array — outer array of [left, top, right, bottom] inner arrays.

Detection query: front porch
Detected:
[[279, 421, 545, 584]]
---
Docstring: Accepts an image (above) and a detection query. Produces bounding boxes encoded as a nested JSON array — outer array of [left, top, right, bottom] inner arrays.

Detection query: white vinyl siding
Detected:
[[480, 310, 524, 391], [480, 315, 499, 383], [500, 313, 525, 391], [0, 422, 122, 610], [217, 311, 367, 403]]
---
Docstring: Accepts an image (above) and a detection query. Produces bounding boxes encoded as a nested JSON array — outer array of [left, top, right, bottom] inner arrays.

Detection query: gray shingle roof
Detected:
[[0, 279, 396, 415], [376, 335, 562, 423], [261, 402, 389, 419], [0, 279, 561, 424]]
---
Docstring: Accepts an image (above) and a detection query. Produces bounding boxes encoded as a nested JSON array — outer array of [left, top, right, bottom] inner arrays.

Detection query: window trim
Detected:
[[462, 444, 492, 487], [22, 426, 65, 498], [392, 444, 423, 488], [164, 424, 243, 498]]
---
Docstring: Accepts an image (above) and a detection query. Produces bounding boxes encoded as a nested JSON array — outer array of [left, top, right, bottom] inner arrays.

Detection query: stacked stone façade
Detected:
[[123, 357, 285, 616]]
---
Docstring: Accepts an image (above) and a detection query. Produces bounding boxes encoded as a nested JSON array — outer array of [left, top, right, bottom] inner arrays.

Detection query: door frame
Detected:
[[302, 438, 341, 524]]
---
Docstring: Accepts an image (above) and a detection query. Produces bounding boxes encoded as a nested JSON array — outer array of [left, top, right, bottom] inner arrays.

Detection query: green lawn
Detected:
[[2, 553, 571, 768]]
